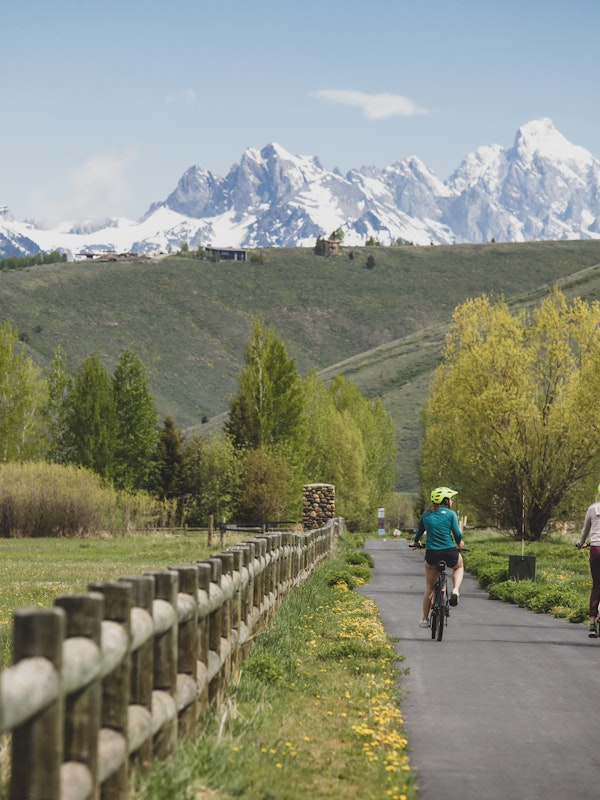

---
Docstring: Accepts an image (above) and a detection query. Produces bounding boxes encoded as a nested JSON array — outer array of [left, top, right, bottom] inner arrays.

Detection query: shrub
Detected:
[[346, 550, 374, 568], [0, 462, 167, 537]]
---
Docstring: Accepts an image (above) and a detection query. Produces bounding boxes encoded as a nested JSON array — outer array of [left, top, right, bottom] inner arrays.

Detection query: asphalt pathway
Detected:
[[358, 537, 600, 800]]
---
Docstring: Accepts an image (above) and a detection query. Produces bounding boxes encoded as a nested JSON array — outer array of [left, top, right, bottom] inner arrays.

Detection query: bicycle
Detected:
[[409, 541, 467, 641], [429, 558, 450, 641], [576, 542, 600, 638]]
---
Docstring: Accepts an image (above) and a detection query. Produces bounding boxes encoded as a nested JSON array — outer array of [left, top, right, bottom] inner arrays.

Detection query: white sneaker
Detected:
[[419, 619, 429, 628], [450, 589, 459, 607]]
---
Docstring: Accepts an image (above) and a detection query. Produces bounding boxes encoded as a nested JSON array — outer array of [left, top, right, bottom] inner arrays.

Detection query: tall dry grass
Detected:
[[0, 462, 168, 537]]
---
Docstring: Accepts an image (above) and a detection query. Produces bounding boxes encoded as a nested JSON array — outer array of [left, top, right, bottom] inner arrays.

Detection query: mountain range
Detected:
[[2, 117, 600, 260]]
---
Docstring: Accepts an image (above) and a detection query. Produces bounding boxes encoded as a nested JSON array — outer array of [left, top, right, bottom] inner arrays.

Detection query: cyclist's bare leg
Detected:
[[422, 562, 437, 619], [452, 552, 465, 593]]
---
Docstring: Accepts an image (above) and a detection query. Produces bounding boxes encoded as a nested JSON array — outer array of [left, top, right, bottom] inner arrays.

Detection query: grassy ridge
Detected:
[[3, 240, 600, 490]]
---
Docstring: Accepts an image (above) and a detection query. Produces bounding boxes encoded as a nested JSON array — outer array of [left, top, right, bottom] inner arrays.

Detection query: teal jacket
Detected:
[[416, 506, 462, 550]]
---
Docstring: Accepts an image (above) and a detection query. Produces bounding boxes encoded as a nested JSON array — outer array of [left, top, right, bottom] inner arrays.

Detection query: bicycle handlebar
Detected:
[[408, 542, 469, 552]]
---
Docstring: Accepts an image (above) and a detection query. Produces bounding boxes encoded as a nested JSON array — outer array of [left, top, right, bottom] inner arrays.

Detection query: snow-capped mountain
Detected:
[[2, 118, 600, 259]]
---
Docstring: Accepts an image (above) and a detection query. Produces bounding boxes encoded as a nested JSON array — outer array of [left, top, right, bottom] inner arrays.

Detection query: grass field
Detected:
[[0, 532, 249, 668], [4, 240, 600, 490]]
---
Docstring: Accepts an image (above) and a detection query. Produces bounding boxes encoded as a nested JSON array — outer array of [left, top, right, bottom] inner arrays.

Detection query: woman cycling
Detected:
[[410, 486, 465, 628], [576, 485, 600, 637]]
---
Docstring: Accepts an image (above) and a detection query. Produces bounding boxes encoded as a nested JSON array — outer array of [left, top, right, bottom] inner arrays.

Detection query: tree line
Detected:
[[0, 319, 399, 531], [0, 251, 67, 271]]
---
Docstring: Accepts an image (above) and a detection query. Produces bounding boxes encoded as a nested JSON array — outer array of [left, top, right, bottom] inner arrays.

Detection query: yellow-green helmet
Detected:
[[431, 486, 458, 504]]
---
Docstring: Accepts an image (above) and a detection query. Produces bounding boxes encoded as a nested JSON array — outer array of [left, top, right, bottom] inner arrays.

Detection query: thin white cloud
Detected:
[[314, 89, 428, 120], [166, 89, 197, 106], [31, 148, 139, 224]]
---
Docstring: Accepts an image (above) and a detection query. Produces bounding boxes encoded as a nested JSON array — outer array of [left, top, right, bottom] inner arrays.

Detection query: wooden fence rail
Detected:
[[0, 520, 343, 800]]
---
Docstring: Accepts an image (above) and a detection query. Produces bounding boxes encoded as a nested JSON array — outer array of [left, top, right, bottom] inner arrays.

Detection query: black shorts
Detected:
[[425, 547, 460, 568]]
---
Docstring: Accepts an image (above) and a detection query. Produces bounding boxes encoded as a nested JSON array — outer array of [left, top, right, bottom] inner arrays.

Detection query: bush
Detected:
[[0, 462, 167, 537], [346, 550, 374, 568]]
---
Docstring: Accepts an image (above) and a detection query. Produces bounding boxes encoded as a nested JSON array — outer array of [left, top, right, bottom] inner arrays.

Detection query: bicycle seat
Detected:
[[437, 560, 446, 572]]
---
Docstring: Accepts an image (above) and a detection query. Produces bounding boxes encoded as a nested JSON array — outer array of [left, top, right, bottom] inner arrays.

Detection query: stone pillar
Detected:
[[302, 483, 335, 531]]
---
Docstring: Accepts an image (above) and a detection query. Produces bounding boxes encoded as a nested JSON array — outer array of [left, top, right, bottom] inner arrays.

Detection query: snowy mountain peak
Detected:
[[512, 117, 592, 166], [2, 118, 600, 258]]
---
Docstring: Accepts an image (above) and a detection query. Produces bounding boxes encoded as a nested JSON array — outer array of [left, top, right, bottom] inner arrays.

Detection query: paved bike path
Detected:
[[358, 537, 600, 800]]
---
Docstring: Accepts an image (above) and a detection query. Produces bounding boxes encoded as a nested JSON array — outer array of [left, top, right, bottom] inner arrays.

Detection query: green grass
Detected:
[[4, 240, 600, 490], [457, 529, 593, 623], [0, 532, 246, 667]]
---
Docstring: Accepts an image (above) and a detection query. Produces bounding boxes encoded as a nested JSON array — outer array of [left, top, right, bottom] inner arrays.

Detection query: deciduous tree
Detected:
[[0, 322, 46, 462], [63, 352, 116, 480], [420, 290, 600, 539]]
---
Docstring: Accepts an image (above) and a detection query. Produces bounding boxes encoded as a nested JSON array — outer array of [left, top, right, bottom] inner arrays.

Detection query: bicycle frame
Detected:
[[430, 560, 450, 641]]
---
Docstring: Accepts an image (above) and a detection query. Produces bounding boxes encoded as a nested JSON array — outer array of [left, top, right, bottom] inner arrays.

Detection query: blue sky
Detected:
[[3, 0, 599, 223]]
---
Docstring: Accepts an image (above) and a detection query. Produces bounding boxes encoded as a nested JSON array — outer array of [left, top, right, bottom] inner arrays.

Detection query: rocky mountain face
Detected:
[[2, 118, 600, 259]]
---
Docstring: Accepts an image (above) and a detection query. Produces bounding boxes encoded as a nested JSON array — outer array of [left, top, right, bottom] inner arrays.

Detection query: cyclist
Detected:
[[410, 486, 465, 628], [576, 484, 600, 637]]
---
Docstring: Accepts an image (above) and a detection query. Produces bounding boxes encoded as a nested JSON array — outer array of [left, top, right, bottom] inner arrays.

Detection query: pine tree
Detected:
[[112, 349, 159, 490]]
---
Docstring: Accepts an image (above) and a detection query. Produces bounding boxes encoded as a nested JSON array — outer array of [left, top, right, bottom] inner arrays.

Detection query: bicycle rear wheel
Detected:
[[430, 582, 441, 639], [436, 601, 445, 641]]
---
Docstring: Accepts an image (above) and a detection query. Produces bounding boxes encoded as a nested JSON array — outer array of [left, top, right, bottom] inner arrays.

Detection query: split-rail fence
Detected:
[[0, 519, 342, 799]]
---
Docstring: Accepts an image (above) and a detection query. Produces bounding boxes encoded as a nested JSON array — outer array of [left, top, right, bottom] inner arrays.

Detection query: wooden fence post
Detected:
[[88, 580, 133, 800], [144, 570, 179, 758], [119, 574, 155, 769], [207, 558, 223, 704], [171, 564, 199, 738], [195, 561, 212, 713], [54, 592, 104, 798], [10, 607, 65, 800]]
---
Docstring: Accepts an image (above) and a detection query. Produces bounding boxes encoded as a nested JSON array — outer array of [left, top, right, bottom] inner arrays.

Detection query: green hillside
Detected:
[[3, 240, 600, 491]]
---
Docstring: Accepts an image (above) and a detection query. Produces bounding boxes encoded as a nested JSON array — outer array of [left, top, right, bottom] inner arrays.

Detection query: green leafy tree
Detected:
[[181, 431, 239, 525], [0, 322, 47, 462], [112, 349, 159, 490], [314, 237, 327, 255], [329, 227, 345, 243], [420, 290, 600, 539], [63, 353, 116, 480], [328, 375, 397, 526], [235, 445, 294, 524]]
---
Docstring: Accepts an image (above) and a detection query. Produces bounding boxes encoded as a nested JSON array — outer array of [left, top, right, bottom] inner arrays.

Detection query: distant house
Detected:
[[325, 239, 340, 254], [205, 247, 247, 262]]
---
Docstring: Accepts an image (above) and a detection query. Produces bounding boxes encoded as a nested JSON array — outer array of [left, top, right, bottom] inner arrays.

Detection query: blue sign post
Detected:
[[378, 507, 385, 536]]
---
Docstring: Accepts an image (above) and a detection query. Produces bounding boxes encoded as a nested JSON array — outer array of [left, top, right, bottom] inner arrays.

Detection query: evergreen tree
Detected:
[[226, 319, 306, 457], [148, 416, 185, 504], [112, 349, 159, 490]]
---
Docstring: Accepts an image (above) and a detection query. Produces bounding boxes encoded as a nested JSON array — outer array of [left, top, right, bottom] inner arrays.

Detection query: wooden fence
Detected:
[[0, 520, 342, 800]]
